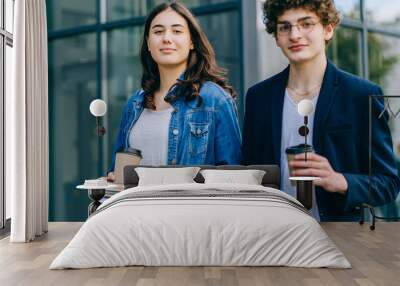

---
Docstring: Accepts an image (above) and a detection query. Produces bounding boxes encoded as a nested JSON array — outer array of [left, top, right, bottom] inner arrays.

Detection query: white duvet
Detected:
[[50, 183, 351, 269]]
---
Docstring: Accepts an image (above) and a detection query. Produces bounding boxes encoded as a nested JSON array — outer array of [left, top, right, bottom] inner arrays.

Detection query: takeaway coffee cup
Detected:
[[114, 148, 142, 184], [285, 144, 313, 177], [286, 144, 314, 210]]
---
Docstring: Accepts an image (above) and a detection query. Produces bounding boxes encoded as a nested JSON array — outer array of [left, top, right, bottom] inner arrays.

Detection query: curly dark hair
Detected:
[[140, 1, 236, 109], [263, 0, 341, 35]]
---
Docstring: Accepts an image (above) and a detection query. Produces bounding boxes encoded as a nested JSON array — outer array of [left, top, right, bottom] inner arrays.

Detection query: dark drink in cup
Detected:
[[285, 144, 313, 176]]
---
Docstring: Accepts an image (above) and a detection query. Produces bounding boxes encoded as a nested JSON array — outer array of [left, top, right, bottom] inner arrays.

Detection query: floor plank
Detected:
[[0, 222, 399, 286]]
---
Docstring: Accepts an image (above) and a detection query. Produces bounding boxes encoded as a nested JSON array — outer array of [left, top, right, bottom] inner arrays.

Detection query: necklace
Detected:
[[287, 84, 321, 104], [287, 83, 321, 96]]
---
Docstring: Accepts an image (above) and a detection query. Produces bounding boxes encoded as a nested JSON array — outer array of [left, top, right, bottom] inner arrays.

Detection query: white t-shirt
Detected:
[[280, 89, 320, 220], [128, 107, 173, 165]]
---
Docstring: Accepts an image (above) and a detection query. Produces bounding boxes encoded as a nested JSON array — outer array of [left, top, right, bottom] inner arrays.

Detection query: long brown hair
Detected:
[[140, 1, 236, 109]]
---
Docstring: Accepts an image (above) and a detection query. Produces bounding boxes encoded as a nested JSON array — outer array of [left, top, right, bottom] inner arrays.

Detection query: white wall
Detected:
[[255, 0, 288, 81], [241, 0, 287, 95]]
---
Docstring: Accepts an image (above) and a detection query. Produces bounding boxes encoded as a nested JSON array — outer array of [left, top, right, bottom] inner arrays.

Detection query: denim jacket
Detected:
[[109, 81, 242, 171]]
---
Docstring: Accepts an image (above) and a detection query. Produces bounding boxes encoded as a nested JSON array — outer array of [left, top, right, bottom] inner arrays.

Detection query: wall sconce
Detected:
[[89, 99, 107, 136], [297, 99, 314, 161]]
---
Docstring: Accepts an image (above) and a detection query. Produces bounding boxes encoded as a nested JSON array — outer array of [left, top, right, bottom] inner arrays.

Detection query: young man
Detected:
[[242, 0, 400, 221]]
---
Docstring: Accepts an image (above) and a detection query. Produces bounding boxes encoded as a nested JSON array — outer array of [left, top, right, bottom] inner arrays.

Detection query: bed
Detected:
[[50, 165, 351, 269]]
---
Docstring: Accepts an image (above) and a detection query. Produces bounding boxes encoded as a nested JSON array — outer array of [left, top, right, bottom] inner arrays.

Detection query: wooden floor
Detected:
[[0, 222, 399, 286]]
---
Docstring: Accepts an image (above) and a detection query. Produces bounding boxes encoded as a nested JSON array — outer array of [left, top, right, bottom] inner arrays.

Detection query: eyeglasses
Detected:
[[276, 20, 320, 36]]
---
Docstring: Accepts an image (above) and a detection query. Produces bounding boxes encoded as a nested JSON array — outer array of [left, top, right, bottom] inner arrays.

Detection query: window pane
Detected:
[[367, 33, 400, 219], [366, 0, 400, 30], [5, 0, 14, 33], [106, 0, 235, 22], [47, 0, 97, 31], [48, 34, 97, 221], [334, 0, 360, 20], [104, 27, 143, 165], [198, 11, 242, 105], [327, 27, 362, 77], [0, 1, 2, 29], [368, 33, 400, 93]]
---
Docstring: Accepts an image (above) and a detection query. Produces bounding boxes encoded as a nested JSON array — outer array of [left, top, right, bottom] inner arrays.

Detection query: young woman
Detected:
[[108, 2, 241, 180], [242, 0, 400, 221]]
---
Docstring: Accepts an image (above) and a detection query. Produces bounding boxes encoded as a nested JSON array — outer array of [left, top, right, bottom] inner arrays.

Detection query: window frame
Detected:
[[338, 0, 400, 79]]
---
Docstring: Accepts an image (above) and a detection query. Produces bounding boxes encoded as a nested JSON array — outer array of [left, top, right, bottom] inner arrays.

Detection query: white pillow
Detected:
[[200, 169, 266, 185], [135, 167, 201, 186]]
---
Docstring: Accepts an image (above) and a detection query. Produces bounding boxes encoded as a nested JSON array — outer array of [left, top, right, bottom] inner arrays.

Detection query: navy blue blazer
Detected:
[[242, 61, 400, 221]]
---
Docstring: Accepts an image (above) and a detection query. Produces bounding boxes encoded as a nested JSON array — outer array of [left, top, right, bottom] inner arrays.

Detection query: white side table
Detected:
[[76, 183, 123, 216]]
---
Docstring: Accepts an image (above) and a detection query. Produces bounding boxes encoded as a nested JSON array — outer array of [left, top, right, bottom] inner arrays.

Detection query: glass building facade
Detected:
[[47, 0, 400, 221]]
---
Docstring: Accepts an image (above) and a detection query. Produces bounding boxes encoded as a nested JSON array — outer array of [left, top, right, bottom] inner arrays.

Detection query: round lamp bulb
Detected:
[[297, 99, 314, 116], [89, 99, 107, 117]]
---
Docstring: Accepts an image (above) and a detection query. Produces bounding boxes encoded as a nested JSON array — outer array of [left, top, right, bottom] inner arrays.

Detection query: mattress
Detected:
[[50, 183, 351, 269]]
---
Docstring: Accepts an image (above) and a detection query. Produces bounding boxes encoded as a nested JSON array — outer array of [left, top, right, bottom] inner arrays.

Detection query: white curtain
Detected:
[[6, 0, 48, 242]]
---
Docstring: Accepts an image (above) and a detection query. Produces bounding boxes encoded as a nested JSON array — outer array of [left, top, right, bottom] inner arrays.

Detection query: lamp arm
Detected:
[[95, 116, 106, 136], [304, 116, 308, 162]]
